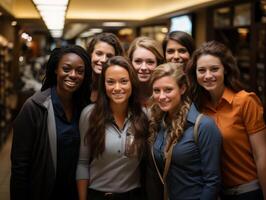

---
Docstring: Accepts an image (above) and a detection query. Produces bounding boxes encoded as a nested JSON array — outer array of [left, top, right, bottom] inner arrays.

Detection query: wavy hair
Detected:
[[149, 62, 191, 152], [187, 40, 244, 110], [127, 36, 164, 66], [41, 45, 91, 112], [86, 56, 148, 158]]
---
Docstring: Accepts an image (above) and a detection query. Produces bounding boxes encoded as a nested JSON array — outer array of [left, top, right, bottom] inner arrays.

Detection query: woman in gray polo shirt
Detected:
[[76, 56, 148, 200]]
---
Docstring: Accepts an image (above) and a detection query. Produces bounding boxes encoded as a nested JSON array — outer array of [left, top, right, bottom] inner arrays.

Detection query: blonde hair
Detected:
[[149, 62, 191, 152], [127, 36, 164, 65]]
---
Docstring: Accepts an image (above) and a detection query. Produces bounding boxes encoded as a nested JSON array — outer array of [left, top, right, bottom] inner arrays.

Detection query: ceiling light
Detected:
[[102, 22, 126, 27], [32, 0, 69, 38]]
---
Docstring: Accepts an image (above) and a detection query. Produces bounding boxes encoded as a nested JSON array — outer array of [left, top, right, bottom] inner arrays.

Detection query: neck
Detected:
[[110, 102, 128, 129], [210, 85, 225, 107], [56, 87, 73, 121]]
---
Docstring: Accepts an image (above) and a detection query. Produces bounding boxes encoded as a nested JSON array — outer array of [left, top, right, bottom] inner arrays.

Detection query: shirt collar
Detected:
[[222, 87, 234, 104], [186, 103, 200, 124]]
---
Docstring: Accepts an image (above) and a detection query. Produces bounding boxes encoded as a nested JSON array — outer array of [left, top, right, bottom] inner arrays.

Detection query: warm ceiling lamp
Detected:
[[32, 0, 69, 38]]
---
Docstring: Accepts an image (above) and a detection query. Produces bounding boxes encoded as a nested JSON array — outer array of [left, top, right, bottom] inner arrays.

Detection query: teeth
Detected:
[[65, 81, 77, 86]]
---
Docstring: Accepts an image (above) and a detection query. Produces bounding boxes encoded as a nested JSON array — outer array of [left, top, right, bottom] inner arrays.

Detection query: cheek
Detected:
[[132, 62, 140, 71], [181, 53, 190, 61]]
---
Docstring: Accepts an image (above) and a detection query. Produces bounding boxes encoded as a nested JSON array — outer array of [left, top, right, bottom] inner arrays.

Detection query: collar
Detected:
[[221, 87, 234, 104], [186, 103, 201, 125]]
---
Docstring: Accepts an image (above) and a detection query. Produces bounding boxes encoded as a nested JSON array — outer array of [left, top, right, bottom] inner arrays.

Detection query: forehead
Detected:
[[132, 47, 156, 59], [105, 65, 129, 77], [166, 39, 186, 49], [59, 53, 84, 64], [94, 41, 115, 53], [197, 54, 222, 66], [153, 76, 177, 86]]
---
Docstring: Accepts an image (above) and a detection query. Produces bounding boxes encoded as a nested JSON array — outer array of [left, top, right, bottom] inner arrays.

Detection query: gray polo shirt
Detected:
[[76, 104, 141, 193]]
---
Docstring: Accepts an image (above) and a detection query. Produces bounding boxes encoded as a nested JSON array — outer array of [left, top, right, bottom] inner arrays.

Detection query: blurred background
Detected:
[[0, 0, 266, 198]]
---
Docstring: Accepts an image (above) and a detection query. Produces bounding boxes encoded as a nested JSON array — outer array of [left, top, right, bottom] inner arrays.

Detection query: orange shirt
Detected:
[[203, 87, 266, 187]]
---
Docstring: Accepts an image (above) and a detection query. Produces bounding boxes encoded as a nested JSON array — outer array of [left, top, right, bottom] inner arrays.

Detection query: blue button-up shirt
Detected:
[[153, 103, 221, 200]]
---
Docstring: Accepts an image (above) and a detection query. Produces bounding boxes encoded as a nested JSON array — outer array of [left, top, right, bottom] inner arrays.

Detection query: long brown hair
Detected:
[[187, 40, 244, 110], [86, 56, 148, 159], [149, 62, 191, 152]]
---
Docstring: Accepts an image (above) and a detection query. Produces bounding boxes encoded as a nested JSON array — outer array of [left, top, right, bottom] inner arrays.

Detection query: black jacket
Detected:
[[11, 89, 56, 200]]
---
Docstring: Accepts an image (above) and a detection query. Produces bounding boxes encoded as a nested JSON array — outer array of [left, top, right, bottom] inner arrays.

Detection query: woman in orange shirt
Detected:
[[187, 41, 266, 200]]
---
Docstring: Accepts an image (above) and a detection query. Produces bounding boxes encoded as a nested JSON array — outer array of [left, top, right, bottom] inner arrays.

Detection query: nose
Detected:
[[174, 51, 180, 59], [205, 70, 212, 78], [114, 82, 121, 91], [139, 61, 148, 70], [100, 54, 107, 63], [69, 70, 77, 78], [158, 91, 166, 100]]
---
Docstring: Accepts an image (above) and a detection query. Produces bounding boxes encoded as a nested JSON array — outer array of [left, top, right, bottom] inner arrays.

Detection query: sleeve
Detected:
[[198, 116, 222, 200], [239, 92, 266, 134], [76, 105, 93, 180], [10, 99, 38, 200]]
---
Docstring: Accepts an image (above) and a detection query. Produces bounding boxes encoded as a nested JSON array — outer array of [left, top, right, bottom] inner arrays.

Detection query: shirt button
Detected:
[[118, 135, 121, 138], [118, 150, 121, 153]]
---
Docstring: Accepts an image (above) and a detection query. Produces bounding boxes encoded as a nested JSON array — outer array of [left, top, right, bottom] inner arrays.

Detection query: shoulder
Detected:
[[234, 90, 262, 107], [79, 104, 95, 127], [198, 115, 222, 139]]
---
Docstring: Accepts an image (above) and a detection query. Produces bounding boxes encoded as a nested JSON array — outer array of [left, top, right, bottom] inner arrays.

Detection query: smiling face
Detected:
[[165, 39, 190, 67], [152, 76, 186, 116], [105, 65, 132, 107], [91, 41, 115, 74], [55, 53, 85, 97], [196, 54, 225, 98], [132, 47, 157, 82]]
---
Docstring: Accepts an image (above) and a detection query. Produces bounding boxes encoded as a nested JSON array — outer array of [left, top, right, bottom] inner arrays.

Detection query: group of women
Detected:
[[10, 30, 266, 200]]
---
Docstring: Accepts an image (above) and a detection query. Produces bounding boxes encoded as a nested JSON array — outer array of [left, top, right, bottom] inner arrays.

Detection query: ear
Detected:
[[180, 84, 187, 95]]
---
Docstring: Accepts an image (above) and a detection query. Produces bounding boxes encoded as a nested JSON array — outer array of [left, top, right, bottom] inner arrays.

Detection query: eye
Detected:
[[106, 79, 115, 85], [178, 48, 188, 54], [120, 79, 129, 85], [95, 51, 103, 56], [106, 53, 114, 59], [210, 67, 219, 72], [153, 88, 160, 94], [133, 59, 142, 64], [76, 68, 85, 75], [197, 68, 206, 74], [62, 66, 71, 73], [146, 60, 156, 65], [164, 87, 172, 93], [166, 49, 175, 54]]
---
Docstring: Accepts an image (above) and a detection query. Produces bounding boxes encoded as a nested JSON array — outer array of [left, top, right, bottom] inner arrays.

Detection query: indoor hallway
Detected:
[[0, 133, 12, 200]]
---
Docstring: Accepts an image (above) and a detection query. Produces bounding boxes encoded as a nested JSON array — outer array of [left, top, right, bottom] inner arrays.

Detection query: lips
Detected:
[[65, 80, 78, 87]]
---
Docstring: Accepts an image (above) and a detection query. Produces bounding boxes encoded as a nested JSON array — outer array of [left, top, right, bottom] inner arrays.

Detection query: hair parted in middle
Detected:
[[86, 56, 148, 158], [149, 62, 191, 153], [127, 36, 164, 65]]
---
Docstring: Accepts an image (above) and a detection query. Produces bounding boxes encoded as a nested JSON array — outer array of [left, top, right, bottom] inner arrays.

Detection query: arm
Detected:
[[76, 105, 93, 200], [77, 180, 89, 200], [249, 128, 266, 200], [198, 117, 222, 200], [10, 99, 37, 200]]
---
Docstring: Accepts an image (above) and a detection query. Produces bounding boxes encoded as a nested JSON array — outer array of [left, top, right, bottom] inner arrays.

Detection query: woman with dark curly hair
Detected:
[[11, 45, 92, 200], [76, 56, 148, 200], [187, 40, 266, 200]]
